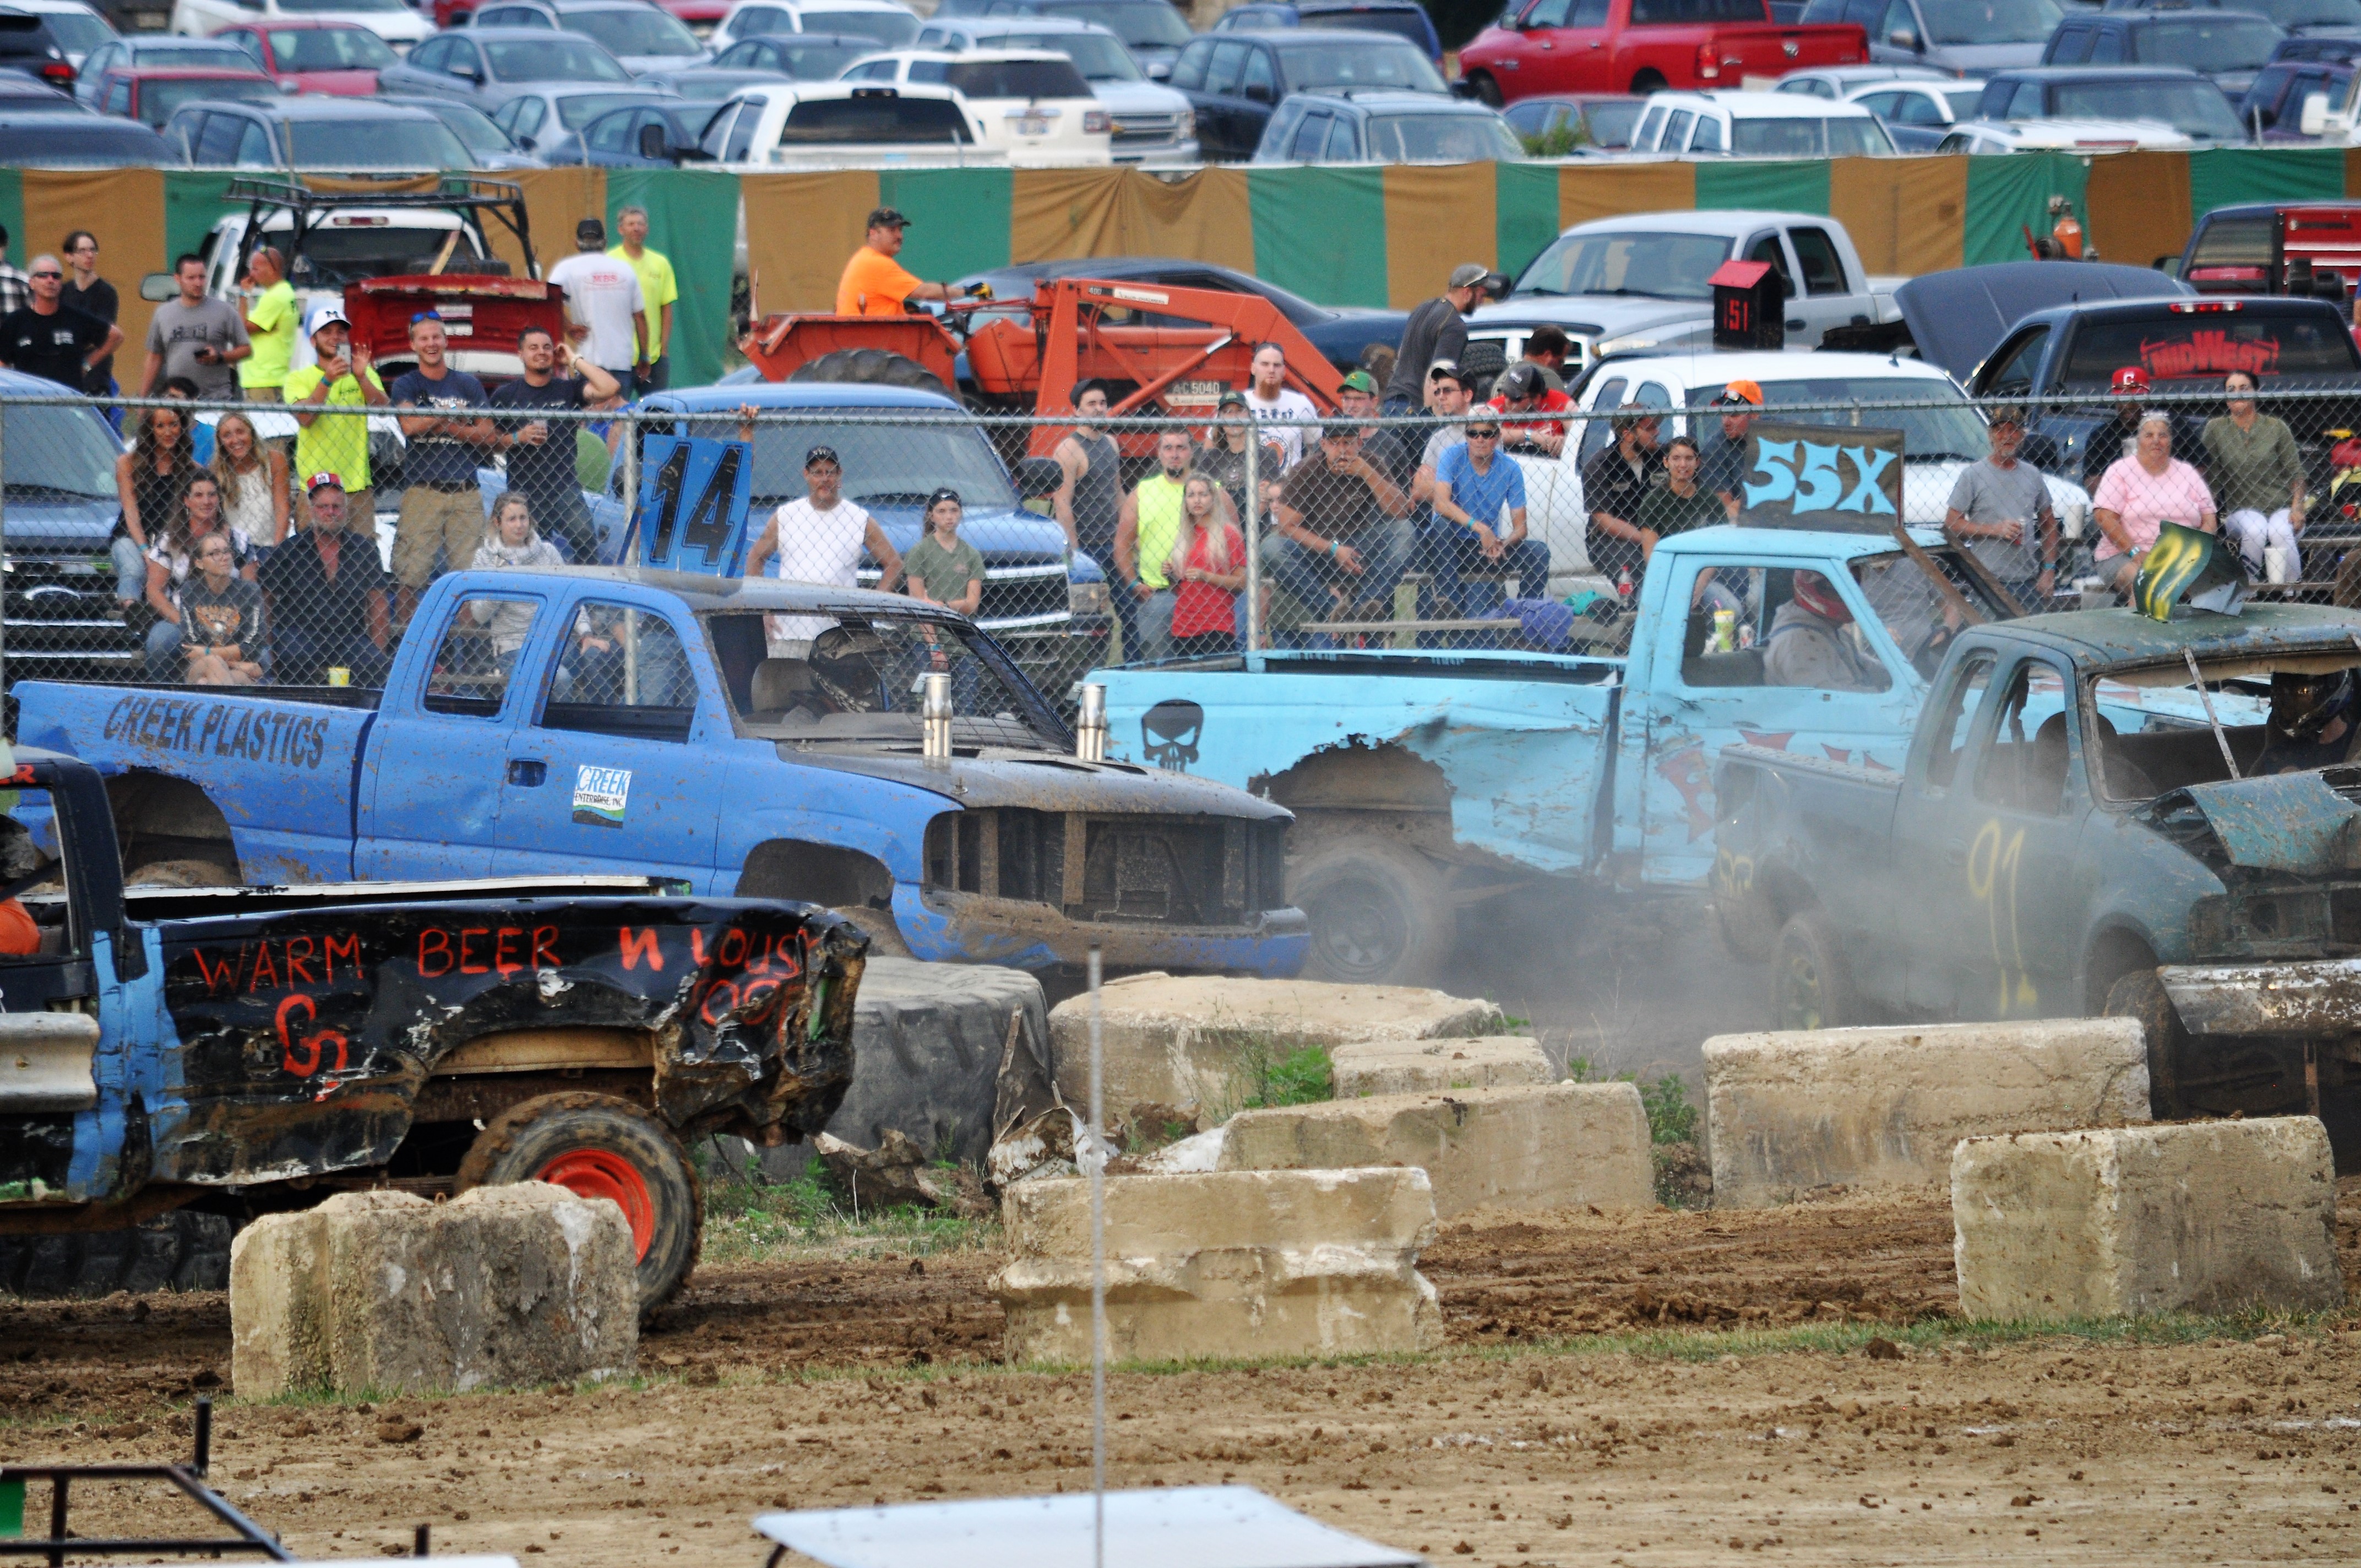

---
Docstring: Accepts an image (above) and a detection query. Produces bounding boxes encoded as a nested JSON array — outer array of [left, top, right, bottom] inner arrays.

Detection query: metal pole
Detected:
[[1, 402, 9, 706], [1242, 428, 1261, 657], [1088, 942, 1107, 1568], [617, 408, 639, 567]]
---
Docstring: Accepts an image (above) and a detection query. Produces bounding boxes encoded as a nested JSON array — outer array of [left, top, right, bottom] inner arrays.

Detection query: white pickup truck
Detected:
[[1465, 208, 1902, 379]]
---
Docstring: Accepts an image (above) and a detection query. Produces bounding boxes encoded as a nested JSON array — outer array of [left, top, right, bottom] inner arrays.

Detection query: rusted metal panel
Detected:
[[2159, 957, 2361, 1036], [2168, 773, 2361, 874]]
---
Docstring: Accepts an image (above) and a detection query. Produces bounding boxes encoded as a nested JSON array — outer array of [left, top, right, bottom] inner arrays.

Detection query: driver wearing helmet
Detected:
[[2255, 667, 2361, 775], [1764, 570, 1890, 692]]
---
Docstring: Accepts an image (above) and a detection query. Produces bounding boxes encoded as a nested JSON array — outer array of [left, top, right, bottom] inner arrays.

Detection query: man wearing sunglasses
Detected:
[[389, 311, 496, 632], [1430, 418, 1548, 616], [0, 254, 121, 394]]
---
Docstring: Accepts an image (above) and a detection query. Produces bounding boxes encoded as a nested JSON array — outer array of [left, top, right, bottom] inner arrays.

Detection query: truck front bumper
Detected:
[[2159, 957, 2361, 1036], [900, 887, 1310, 976]]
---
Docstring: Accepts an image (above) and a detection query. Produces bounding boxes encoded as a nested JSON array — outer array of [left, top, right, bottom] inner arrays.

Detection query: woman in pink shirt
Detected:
[[2092, 410, 2218, 591]]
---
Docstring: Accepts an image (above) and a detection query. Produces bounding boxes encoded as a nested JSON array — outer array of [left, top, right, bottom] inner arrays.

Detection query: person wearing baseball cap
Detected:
[[742, 435, 904, 655], [1383, 262, 1493, 411], [1696, 379, 1765, 518], [546, 216, 649, 389], [281, 303, 386, 530], [902, 487, 984, 618], [837, 208, 983, 318], [260, 471, 391, 685], [2083, 364, 2179, 493]]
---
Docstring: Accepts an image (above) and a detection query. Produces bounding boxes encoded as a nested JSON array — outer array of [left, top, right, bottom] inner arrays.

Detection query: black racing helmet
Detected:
[[2269, 667, 2356, 742]]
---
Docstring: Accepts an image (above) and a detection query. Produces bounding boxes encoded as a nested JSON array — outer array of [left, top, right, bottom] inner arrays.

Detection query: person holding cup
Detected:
[[489, 326, 622, 568], [259, 474, 390, 687], [2204, 370, 2305, 583], [1943, 405, 2059, 611]]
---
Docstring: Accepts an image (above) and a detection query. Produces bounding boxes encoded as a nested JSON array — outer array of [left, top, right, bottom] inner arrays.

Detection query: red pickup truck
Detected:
[[1459, 0, 1865, 105]]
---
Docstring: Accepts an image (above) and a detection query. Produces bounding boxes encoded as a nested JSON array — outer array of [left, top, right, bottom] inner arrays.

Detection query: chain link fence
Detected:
[[4, 379, 2360, 704]]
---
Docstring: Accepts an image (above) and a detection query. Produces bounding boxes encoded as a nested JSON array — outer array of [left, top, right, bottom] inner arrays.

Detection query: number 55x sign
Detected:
[[1739, 421, 1905, 531]]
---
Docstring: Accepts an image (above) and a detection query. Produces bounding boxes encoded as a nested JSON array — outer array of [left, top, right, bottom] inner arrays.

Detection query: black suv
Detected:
[[2043, 10, 2284, 99], [0, 10, 74, 93]]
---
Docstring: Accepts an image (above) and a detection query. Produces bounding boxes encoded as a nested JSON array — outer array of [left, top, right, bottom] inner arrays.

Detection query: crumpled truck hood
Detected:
[[2148, 770, 2361, 874]]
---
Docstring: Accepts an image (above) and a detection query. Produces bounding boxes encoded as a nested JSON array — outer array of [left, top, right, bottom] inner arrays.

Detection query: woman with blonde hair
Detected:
[[1164, 473, 1246, 656], [211, 411, 290, 547], [469, 493, 564, 665]]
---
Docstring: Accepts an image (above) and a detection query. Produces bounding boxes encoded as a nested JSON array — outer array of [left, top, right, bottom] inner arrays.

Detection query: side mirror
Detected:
[[515, 133, 535, 149], [138, 272, 176, 302], [1014, 455, 1065, 499], [1887, 26, 1916, 48], [2302, 90, 2330, 137], [637, 121, 670, 158]]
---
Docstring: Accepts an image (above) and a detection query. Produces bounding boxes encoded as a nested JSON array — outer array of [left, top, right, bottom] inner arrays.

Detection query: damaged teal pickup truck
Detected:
[[1713, 600, 2361, 1155]]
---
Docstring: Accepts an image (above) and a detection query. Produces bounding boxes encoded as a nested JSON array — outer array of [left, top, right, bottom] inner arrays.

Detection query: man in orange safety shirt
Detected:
[[836, 208, 983, 317]]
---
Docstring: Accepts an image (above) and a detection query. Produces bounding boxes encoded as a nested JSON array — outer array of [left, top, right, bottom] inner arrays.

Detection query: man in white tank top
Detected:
[[742, 437, 905, 654]]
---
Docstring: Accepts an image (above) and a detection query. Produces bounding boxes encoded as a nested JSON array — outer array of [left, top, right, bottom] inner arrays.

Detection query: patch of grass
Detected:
[[701, 1164, 997, 1265], [1635, 1072, 1698, 1146], [1205, 1035, 1334, 1120]]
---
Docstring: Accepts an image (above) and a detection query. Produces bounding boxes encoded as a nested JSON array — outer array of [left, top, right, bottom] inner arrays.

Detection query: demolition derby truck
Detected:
[[0, 744, 865, 1307], [15, 568, 1307, 979], [1712, 598, 2361, 1159]]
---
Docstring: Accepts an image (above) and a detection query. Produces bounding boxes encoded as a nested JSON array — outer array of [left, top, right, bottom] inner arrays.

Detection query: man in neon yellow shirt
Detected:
[[610, 205, 677, 393], [281, 304, 387, 529], [237, 247, 297, 402]]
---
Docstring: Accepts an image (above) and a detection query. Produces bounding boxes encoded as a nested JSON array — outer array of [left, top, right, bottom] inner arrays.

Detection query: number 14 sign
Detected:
[[634, 434, 756, 575], [1738, 421, 1905, 531]]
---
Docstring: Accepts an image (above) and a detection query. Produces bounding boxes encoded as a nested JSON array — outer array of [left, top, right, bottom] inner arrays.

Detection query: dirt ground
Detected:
[[9, 1185, 2361, 1566]]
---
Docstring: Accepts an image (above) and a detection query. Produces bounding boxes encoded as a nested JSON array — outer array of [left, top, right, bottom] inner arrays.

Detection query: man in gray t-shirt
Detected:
[[142, 255, 250, 400], [1942, 407, 2059, 606]]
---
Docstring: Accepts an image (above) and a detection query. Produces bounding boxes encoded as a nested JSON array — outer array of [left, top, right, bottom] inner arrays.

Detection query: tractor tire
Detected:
[[1291, 840, 1450, 988], [788, 348, 949, 399], [1769, 909, 1856, 1032], [0, 1209, 233, 1299], [456, 1092, 702, 1313]]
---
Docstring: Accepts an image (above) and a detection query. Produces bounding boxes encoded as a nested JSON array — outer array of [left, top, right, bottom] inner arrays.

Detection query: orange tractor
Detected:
[[739, 276, 1346, 458]]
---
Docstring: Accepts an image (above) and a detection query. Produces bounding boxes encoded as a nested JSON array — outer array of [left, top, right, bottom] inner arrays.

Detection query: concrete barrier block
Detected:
[[993, 1168, 1441, 1363], [1330, 1036, 1552, 1098], [1704, 1019, 2150, 1208], [1217, 1081, 1653, 1217], [1048, 973, 1504, 1118], [231, 1183, 638, 1398], [1951, 1117, 2343, 1321]]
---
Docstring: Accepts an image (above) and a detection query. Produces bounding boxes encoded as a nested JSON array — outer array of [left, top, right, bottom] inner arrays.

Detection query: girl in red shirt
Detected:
[[1167, 475, 1247, 656]]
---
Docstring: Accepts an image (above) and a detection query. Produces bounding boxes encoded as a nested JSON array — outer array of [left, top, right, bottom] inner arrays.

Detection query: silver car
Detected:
[[912, 13, 1195, 160]]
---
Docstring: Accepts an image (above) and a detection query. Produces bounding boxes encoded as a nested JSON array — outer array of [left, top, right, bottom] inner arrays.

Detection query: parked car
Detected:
[[1628, 87, 1897, 154], [1772, 60, 1946, 95], [1973, 64, 2246, 140], [1456, 0, 1868, 106], [1213, 0, 1442, 63], [638, 62, 793, 96], [1466, 208, 1897, 374], [705, 0, 917, 53], [213, 18, 393, 93], [707, 28, 872, 75], [911, 14, 1194, 161], [948, 253, 1411, 377], [73, 30, 238, 99], [382, 89, 544, 164], [696, 78, 1006, 162], [471, 0, 709, 74], [1801, 0, 2062, 75], [1499, 90, 1642, 149], [838, 48, 1112, 164], [0, 7, 77, 90], [1844, 74, 1984, 148], [95, 61, 277, 126], [2239, 53, 2351, 134], [2104, 0, 2361, 34], [164, 94, 474, 165], [0, 60, 91, 101], [169, 0, 427, 53], [0, 104, 162, 154], [9, 0, 114, 70], [1253, 86, 1522, 160], [2042, 9, 2283, 97], [485, 80, 674, 151], [1935, 112, 2194, 148], [377, 25, 636, 107], [929, 0, 1192, 79], [541, 94, 711, 161], [2271, 28, 2361, 61], [1168, 28, 1445, 160]]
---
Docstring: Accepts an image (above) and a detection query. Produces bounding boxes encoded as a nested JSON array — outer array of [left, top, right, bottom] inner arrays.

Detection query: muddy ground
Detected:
[[8, 1185, 2361, 1565]]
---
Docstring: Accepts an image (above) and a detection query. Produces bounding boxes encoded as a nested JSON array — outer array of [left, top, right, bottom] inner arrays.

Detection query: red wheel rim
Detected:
[[536, 1148, 654, 1261]]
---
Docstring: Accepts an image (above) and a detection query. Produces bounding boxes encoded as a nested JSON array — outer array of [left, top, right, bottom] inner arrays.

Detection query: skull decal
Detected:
[[1141, 699, 1205, 772]]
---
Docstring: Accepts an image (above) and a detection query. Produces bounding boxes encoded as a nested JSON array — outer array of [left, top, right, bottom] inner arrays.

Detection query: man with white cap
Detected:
[[281, 303, 387, 530], [1383, 262, 1489, 413]]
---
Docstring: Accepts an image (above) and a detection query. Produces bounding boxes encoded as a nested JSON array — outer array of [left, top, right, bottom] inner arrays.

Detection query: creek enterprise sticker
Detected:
[[572, 765, 632, 827]]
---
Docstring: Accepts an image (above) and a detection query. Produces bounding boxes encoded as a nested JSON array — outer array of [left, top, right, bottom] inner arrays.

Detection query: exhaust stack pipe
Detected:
[[1075, 682, 1107, 761], [923, 671, 953, 760]]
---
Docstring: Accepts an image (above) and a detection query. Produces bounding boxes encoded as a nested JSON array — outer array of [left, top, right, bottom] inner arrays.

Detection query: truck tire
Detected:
[[455, 1092, 702, 1313], [1292, 840, 1449, 987], [125, 857, 239, 888], [2103, 969, 2190, 1119], [788, 349, 949, 399], [1770, 909, 1855, 1031], [1467, 73, 1503, 107], [0, 1209, 232, 1298]]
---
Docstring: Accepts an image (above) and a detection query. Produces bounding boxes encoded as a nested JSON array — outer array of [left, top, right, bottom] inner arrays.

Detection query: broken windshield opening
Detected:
[[704, 609, 1060, 750], [1849, 548, 2014, 680], [2090, 651, 2347, 800]]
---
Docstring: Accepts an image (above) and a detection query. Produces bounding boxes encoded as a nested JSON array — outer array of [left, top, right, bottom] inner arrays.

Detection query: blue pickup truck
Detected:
[[16, 568, 1305, 979], [0, 742, 864, 1307], [1093, 521, 2014, 985]]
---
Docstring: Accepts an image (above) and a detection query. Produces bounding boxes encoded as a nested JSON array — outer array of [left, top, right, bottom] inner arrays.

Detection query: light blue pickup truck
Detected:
[[1092, 521, 2016, 984], [14, 568, 1307, 980]]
